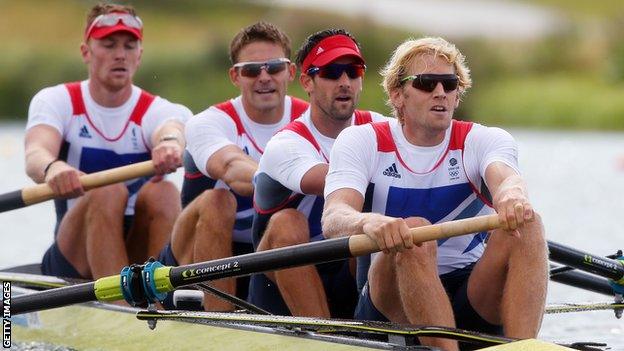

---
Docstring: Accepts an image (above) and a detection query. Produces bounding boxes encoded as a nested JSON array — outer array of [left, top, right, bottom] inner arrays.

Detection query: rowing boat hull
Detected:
[[3, 267, 580, 350], [11, 296, 374, 351], [11, 302, 576, 351]]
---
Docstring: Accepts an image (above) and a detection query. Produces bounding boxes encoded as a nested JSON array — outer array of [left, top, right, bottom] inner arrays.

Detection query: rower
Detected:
[[248, 29, 388, 318], [157, 22, 307, 311], [321, 37, 549, 350], [25, 3, 191, 280]]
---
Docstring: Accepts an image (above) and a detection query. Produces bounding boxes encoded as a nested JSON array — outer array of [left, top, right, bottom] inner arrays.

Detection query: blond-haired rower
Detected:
[[322, 37, 548, 350]]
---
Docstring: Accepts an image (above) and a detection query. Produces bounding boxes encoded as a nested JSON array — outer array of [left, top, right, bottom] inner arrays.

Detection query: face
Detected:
[[301, 57, 363, 122], [229, 41, 295, 115], [81, 32, 142, 92], [391, 53, 460, 133]]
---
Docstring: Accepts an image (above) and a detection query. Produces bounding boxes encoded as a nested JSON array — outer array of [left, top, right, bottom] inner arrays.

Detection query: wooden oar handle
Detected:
[[21, 160, 156, 205], [348, 214, 501, 256]]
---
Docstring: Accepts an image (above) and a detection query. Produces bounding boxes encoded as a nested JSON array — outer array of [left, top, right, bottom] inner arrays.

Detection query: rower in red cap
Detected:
[[25, 3, 191, 281], [248, 29, 389, 318]]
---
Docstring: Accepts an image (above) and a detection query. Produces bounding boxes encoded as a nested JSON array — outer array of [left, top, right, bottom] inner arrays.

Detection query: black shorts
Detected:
[[157, 241, 254, 310], [355, 263, 503, 336], [247, 259, 358, 319]]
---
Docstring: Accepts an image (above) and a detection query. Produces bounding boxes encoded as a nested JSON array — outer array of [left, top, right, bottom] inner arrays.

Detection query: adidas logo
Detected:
[[316, 46, 324, 55], [79, 125, 92, 139], [382, 163, 401, 179]]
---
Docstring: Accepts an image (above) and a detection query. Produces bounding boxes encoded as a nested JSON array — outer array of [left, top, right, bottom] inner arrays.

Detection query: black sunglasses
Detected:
[[233, 58, 290, 78], [401, 74, 459, 93], [307, 63, 366, 80]]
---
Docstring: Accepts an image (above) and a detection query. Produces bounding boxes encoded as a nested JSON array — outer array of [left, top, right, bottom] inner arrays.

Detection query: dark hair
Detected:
[[86, 3, 137, 30], [229, 22, 291, 64], [294, 28, 361, 68]]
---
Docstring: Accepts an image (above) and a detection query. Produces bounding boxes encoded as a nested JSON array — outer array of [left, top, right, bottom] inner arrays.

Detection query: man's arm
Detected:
[[484, 161, 534, 232], [322, 188, 414, 253], [25, 124, 84, 197], [151, 119, 185, 175], [206, 145, 257, 197], [299, 164, 328, 196]]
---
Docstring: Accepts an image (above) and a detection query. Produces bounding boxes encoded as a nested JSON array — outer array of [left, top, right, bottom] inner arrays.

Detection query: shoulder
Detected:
[[186, 104, 235, 129], [148, 95, 193, 118], [369, 111, 393, 123], [31, 83, 72, 105], [466, 122, 515, 142], [336, 122, 378, 148], [29, 83, 75, 118], [267, 126, 303, 147]]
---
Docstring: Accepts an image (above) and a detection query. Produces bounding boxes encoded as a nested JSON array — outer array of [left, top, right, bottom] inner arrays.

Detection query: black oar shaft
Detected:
[[12, 282, 96, 314], [548, 241, 624, 281], [8, 215, 502, 314], [550, 266, 614, 296], [0, 190, 25, 213], [170, 236, 352, 287]]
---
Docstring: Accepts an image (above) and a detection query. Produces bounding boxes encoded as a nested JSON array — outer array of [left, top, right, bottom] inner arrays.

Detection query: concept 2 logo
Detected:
[[181, 261, 240, 280]]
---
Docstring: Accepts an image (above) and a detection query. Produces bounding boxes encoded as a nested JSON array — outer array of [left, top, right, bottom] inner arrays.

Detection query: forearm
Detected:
[[25, 146, 58, 183], [492, 174, 528, 204], [24, 126, 63, 183], [322, 202, 374, 239], [221, 158, 257, 197], [153, 120, 185, 149]]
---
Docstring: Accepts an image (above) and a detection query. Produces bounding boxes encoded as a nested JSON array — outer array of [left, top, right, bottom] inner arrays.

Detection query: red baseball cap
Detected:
[[85, 12, 143, 41], [302, 34, 364, 72]]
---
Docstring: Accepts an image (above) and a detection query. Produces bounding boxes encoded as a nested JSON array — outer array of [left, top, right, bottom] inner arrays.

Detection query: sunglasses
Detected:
[[307, 63, 366, 80], [233, 58, 291, 78], [85, 13, 143, 37], [401, 74, 459, 93]]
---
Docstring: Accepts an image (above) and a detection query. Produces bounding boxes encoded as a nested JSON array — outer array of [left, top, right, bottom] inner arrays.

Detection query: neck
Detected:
[[88, 80, 133, 107], [241, 99, 285, 125], [310, 106, 352, 139], [401, 119, 448, 147]]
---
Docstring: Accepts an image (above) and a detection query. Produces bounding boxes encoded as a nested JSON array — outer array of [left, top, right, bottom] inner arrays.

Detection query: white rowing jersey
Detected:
[[325, 118, 520, 274], [27, 80, 191, 220], [252, 109, 388, 245], [182, 95, 309, 243]]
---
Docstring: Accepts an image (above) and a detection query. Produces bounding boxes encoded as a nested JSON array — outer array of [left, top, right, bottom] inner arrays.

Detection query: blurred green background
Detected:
[[1, 0, 623, 129]]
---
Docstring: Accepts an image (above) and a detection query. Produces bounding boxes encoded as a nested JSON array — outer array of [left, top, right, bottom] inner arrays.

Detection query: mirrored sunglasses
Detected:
[[85, 13, 143, 37], [233, 58, 291, 78], [307, 63, 366, 80]]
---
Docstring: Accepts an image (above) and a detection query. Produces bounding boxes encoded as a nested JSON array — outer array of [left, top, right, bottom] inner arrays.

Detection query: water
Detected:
[[1, 122, 623, 349], [270, 0, 563, 40]]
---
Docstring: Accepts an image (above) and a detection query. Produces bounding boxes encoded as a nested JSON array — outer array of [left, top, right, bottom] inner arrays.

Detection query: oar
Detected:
[[11, 214, 501, 315], [548, 241, 624, 286], [550, 264, 615, 296], [0, 160, 156, 213]]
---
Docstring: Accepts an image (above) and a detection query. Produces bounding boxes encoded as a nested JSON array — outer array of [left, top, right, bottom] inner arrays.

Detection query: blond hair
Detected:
[[381, 37, 472, 119]]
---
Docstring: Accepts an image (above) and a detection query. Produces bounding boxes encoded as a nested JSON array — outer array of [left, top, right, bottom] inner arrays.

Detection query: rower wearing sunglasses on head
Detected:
[[321, 37, 548, 350], [25, 3, 191, 281], [156, 22, 308, 311], [248, 29, 388, 318]]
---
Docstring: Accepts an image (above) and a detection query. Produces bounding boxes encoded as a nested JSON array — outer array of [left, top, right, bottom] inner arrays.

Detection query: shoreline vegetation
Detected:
[[1, 0, 623, 130]]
